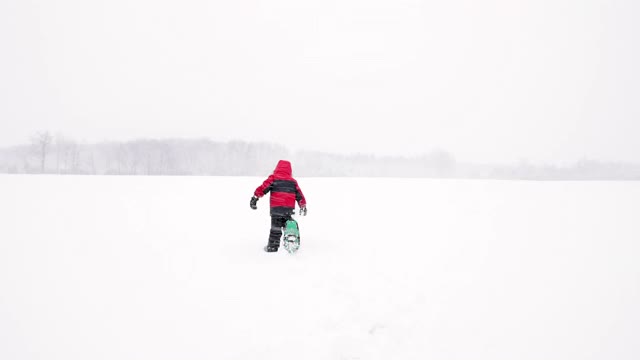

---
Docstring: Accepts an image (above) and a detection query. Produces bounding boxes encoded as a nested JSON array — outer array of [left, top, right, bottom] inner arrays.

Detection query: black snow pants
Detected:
[[267, 214, 292, 250]]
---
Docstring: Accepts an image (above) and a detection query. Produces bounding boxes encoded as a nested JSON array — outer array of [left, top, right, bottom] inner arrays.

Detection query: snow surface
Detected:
[[1, 175, 639, 360]]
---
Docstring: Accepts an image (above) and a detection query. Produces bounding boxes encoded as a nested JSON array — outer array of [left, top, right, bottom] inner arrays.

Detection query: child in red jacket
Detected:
[[250, 160, 307, 252]]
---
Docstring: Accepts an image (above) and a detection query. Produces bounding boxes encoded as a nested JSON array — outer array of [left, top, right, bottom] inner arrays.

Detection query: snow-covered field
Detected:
[[1, 174, 639, 360]]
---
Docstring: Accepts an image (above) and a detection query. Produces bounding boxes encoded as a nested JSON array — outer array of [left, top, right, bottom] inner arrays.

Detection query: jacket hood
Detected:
[[273, 160, 292, 178]]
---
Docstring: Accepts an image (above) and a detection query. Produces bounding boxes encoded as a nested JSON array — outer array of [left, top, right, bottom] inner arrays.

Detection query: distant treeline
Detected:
[[1, 132, 639, 180]]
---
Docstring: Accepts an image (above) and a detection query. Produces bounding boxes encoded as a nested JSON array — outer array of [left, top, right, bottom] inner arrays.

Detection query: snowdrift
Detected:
[[1, 175, 639, 360]]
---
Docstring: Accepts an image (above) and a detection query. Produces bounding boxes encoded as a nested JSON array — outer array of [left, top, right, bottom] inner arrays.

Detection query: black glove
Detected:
[[250, 196, 258, 210], [299, 206, 307, 216]]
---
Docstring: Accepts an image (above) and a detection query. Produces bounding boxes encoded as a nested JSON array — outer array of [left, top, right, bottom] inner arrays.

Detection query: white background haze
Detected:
[[1, 0, 639, 163]]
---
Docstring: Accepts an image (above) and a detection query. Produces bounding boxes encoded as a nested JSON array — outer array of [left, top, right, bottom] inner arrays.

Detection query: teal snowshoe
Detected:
[[282, 219, 300, 254]]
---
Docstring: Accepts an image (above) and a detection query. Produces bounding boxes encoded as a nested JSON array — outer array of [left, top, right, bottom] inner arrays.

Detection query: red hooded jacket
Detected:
[[254, 160, 306, 216]]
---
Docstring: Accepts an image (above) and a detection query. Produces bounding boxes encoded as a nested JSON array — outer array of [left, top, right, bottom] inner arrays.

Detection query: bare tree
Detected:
[[55, 134, 69, 174], [53, 135, 82, 174], [31, 131, 52, 173]]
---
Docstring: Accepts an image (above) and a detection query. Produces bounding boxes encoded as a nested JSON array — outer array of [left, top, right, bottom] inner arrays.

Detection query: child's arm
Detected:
[[254, 175, 275, 197], [295, 181, 306, 208]]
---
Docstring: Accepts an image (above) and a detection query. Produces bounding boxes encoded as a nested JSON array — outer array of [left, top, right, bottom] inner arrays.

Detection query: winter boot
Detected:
[[264, 245, 278, 252]]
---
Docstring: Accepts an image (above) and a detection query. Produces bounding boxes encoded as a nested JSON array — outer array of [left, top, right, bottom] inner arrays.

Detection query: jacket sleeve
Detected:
[[295, 181, 306, 207], [254, 175, 274, 197]]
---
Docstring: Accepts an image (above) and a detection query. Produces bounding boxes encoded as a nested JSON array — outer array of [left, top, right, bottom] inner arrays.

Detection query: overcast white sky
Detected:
[[1, 0, 639, 163]]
